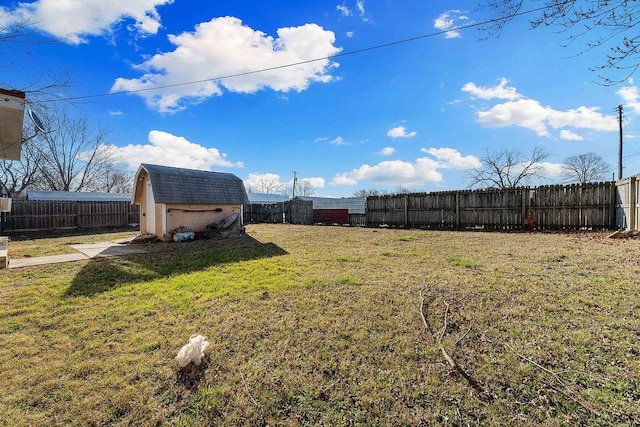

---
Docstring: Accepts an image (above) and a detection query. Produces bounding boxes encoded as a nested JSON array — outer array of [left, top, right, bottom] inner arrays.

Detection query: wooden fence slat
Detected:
[[1, 201, 140, 233], [365, 182, 618, 231]]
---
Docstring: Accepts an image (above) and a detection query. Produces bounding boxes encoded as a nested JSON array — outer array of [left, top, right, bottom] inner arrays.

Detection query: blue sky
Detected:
[[2, 0, 640, 197]]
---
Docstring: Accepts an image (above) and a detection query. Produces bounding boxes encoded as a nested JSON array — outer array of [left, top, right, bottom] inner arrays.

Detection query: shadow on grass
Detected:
[[65, 234, 288, 297]]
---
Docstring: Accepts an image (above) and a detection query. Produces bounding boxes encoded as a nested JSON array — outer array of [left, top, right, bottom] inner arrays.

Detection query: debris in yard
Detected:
[[170, 226, 195, 242], [608, 229, 640, 239], [206, 212, 243, 239], [176, 335, 210, 367], [128, 234, 160, 244]]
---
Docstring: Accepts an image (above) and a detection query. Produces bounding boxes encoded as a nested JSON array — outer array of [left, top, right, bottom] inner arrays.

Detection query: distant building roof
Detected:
[[247, 192, 289, 204], [134, 163, 248, 205], [27, 190, 132, 202], [300, 196, 366, 214]]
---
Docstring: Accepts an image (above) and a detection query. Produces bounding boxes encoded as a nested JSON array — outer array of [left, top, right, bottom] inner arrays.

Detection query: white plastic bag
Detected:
[[176, 335, 210, 367]]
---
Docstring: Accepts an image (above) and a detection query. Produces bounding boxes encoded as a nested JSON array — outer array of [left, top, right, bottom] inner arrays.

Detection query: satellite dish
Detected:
[[28, 108, 47, 133]]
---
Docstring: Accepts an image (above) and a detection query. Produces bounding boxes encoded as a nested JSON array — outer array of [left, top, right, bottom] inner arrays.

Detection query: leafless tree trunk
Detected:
[[296, 180, 316, 197], [562, 153, 611, 184], [467, 147, 550, 189], [245, 176, 284, 194], [35, 108, 126, 192]]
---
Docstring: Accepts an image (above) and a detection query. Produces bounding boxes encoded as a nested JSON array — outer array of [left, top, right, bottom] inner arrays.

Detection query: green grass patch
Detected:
[[446, 256, 480, 268], [1, 225, 639, 425]]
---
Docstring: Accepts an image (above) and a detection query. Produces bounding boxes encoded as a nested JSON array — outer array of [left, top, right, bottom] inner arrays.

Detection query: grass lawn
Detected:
[[1, 224, 639, 426]]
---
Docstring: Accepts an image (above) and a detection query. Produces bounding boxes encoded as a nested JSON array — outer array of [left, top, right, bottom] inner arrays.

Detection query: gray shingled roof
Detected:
[[247, 192, 289, 204], [300, 196, 366, 214], [141, 164, 248, 205]]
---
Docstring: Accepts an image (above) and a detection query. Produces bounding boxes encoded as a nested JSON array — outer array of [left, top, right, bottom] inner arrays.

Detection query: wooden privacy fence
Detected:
[[244, 200, 313, 225], [1, 200, 140, 233], [366, 182, 617, 230], [615, 176, 640, 230]]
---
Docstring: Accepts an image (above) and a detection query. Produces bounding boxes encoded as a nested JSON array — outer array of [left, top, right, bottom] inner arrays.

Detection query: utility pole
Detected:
[[292, 171, 298, 199], [618, 105, 623, 180]]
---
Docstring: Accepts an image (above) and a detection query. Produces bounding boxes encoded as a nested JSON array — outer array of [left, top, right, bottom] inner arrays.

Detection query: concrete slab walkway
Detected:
[[7, 242, 147, 269]]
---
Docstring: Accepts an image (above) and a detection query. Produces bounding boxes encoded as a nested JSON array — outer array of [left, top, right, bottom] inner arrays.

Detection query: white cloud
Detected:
[[1, 0, 172, 44], [244, 173, 283, 191], [331, 147, 478, 187], [462, 78, 522, 100], [387, 126, 417, 138], [346, 31, 355, 38], [464, 79, 618, 136], [107, 130, 243, 170], [379, 147, 395, 156], [559, 130, 583, 141], [475, 98, 617, 136], [434, 10, 468, 39], [538, 162, 566, 178], [331, 136, 346, 145], [332, 158, 443, 186], [421, 147, 481, 169], [356, 0, 366, 16], [108, 110, 124, 116], [617, 85, 640, 115], [337, 5, 351, 16], [299, 177, 326, 188], [111, 17, 342, 113]]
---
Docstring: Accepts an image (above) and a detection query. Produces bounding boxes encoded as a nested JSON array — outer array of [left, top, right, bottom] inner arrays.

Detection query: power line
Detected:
[[48, 3, 557, 103]]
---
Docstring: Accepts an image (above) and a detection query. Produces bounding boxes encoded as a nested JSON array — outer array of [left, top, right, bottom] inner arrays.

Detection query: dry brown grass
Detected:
[[1, 224, 639, 425]]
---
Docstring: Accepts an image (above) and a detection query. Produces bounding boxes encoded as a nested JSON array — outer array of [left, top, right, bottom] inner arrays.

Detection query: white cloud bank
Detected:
[[617, 85, 640, 115], [387, 126, 417, 138], [107, 130, 243, 170], [434, 10, 469, 39], [331, 147, 479, 186], [0, 0, 172, 44], [111, 17, 342, 113], [463, 78, 618, 137]]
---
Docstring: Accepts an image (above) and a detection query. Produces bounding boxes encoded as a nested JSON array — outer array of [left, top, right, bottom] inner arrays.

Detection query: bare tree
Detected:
[[245, 175, 284, 194], [283, 180, 316, 198], [35, 108, 126, 192], [467, 147, 550, 189], [353, 189, 387, 197], [561, 152, 611, 184], [0, 135, 45, 197], [481, 0, 640, 83], [296, 180, 316, 197]]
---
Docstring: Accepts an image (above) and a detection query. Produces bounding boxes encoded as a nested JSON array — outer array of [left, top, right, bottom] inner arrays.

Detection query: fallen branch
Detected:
[[503, 342, 600, 417], [419, 288, 486, 396], [239, 369, 259, 407]]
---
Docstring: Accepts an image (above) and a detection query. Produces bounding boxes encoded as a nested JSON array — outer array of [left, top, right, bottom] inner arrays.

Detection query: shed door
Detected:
[[146, 182, 156, 234]]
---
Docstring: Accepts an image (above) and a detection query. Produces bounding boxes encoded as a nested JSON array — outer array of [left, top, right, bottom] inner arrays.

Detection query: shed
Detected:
[[132, 164, 248, 240]]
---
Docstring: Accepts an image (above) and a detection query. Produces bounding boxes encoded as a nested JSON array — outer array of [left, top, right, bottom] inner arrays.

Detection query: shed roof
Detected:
[[135, 163, 248, 205], [247, 192, 289, 204], [300, 196, 366, 214], [27, 190, 132, 202]]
